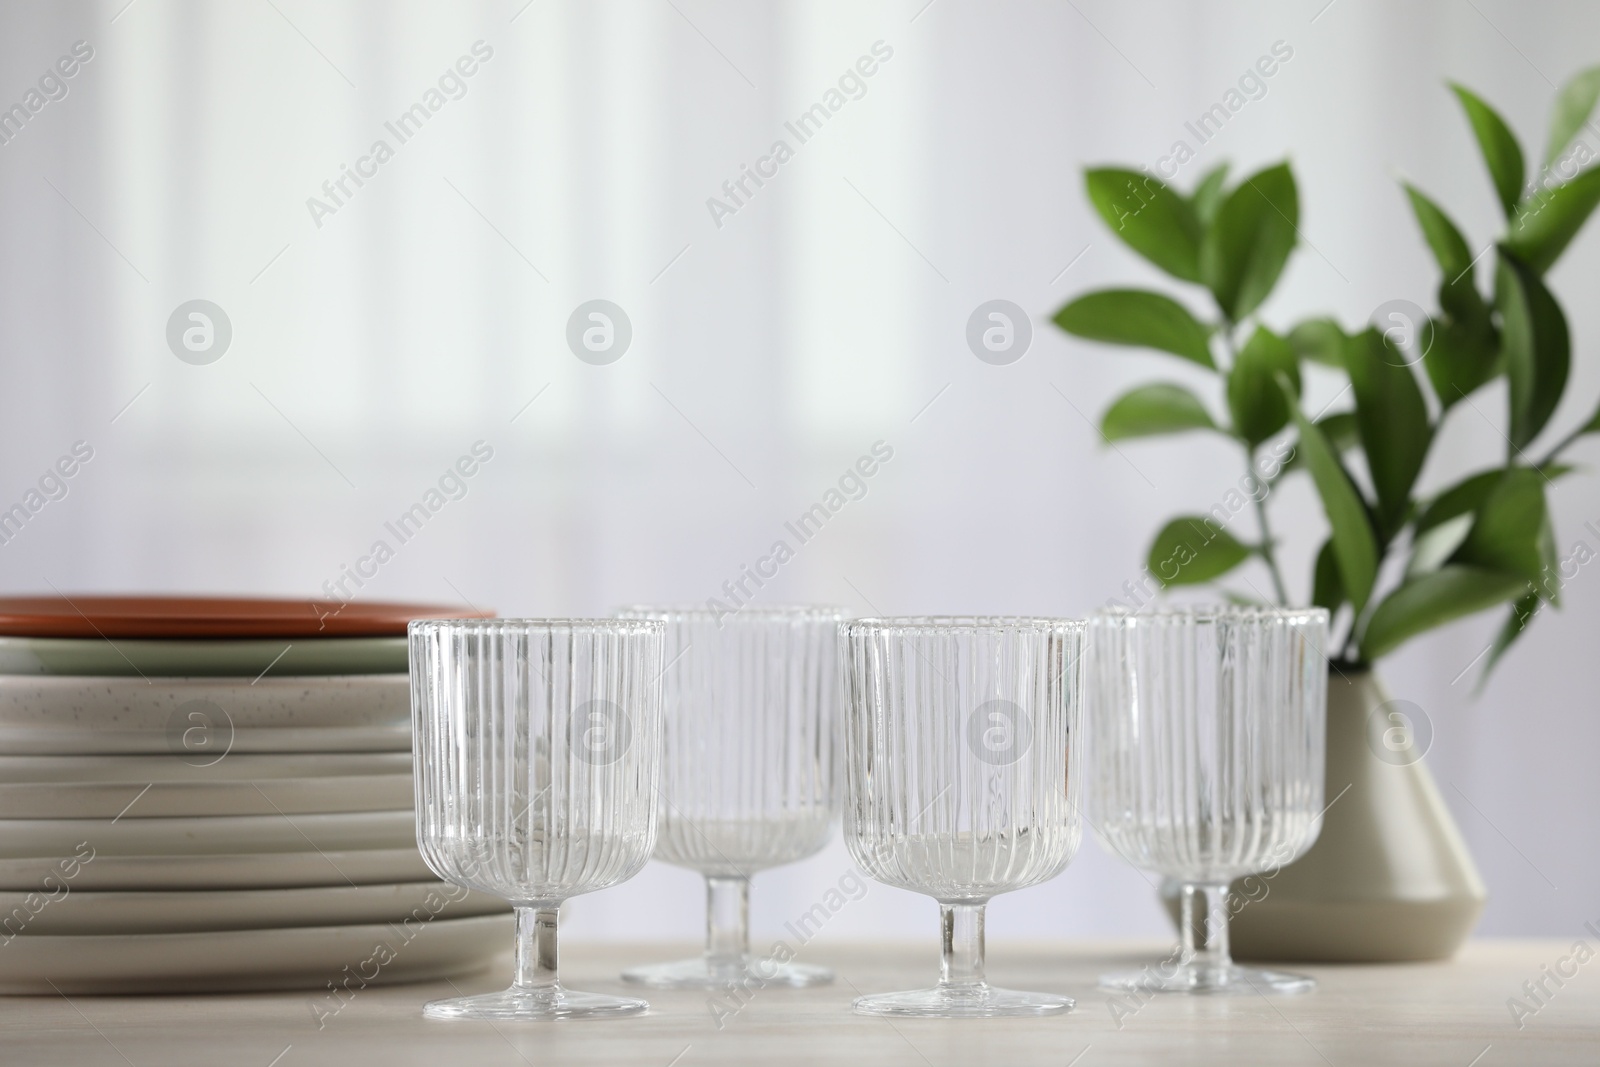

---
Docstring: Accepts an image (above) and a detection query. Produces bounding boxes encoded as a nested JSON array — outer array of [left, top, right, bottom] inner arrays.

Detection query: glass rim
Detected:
[[844, 615, 1085, 635], [615, 603, 849, 622], [408, 617, 665, 635], [1092, 604, 1329, 626]]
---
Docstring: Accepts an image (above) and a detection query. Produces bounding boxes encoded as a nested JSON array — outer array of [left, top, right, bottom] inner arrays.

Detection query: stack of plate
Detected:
[[0, 596, 512, 994]]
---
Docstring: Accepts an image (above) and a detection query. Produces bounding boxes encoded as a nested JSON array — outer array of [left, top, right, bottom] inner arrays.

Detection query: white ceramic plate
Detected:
[[0, 775, 413, 818], [0, 846, 434, 891], [0, 912, 511, 994], [0, 635, 409, 677], [0, 880, 507, 935], [1, 725, 409, 755], [0, 810, 417, 857], [0, 674, 411, 755], [0, 751, 413, 782]]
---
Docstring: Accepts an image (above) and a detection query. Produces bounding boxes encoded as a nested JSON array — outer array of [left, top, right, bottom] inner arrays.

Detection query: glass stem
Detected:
[[938, 903, 987, 989], [1179, 882, 1232, 975], [512, 906, 560, 991], [705, 875, 750, 965]]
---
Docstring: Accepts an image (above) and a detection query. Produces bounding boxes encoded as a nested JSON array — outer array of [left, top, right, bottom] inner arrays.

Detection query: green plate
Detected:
[[0, 636, 408, 677]]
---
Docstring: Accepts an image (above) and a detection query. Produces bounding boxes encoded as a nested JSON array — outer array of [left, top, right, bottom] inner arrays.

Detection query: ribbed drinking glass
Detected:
[[410, 618, 664, 1020], [618, 605, 845, 990], [842, 617, 1085, 1018], [1086, 605, 1328, 995]]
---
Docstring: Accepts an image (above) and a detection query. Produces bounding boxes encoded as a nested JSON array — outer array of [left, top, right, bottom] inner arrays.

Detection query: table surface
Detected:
[[1, 939, 1594, 1066]]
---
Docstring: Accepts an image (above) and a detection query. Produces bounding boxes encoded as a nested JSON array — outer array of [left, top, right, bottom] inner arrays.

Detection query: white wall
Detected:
[[0, 0, 1596, 944]]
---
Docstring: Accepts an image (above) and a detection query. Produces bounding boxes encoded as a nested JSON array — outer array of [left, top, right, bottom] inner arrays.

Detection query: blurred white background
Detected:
[[0, 0, 1597, 947]]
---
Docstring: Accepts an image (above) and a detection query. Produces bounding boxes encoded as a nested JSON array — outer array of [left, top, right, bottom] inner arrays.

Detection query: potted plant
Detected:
[[1052, 68, 1600, 961]]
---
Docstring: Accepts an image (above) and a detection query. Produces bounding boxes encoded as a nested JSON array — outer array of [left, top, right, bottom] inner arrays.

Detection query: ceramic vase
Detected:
[[1161, 669, 1486, 962]]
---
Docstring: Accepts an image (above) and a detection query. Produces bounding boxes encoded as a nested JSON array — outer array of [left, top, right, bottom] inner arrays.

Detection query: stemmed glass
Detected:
[[409, 618, 664, 1020], [842, 617, 1085, 1018], [1086, 605, 1328, 995], [620, 605, 845, 989]]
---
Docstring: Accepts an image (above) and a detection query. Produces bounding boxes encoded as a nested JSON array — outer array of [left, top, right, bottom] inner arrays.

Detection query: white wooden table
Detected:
[[1, 940, 1593, 1066]]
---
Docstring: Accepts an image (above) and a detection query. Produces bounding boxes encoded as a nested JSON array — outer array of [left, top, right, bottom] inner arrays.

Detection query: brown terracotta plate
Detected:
[[0, 596, 492, 639]]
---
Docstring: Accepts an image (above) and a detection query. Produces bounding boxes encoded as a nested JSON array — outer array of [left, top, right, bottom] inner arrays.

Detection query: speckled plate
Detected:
[[0, 809, 417, 857], [0, 880, 507, 935], [0, 775, 413, 819], [0, 635, 409, 677], [0, 752, 413, 782], [0, 674, 411, 754], [0, 846, 434, 891], [0, 912, 511, 994]]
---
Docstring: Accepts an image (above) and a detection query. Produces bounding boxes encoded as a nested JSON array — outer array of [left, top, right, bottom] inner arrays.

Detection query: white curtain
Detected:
[[1, 0, 1597, 941]]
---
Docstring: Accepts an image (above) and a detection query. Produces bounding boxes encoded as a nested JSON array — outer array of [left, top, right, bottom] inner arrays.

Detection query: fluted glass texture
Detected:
[[843, 618, 1084, 904], [619, 605, 844, 876], [1086, 607, 1328, 884], [616, 604, 845, 991], [410, 618, 664, 906]]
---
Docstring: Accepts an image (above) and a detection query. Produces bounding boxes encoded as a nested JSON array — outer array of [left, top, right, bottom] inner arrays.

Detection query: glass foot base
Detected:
[[1100, 963, 1315, 996], [622, 955, 833, 990], [853, 984, 1074, 1018], [423, 984, 648, 1021]]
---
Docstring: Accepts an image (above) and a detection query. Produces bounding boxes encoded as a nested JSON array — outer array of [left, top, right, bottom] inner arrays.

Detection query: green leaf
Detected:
[[1416, 469, 1505, 534], [1450, 467, 1553, 591], [1291, 407, 1379, 615], [1581, 398, 1600, 435], [1505, 166, 1600, 273], [1407, 183, 1496, 334], [1318, 411, 1361, 451], [1288, 318, 1346, 368], [1085, 168, 1203, 282], [1052, 289, 1215, 368], [1146, 516, 1253, 587], [1360, 565, 1529, 661], [1451, 83, 1526, 218], [1427, 463, 1574, 524], [1371, 302, 1437, 361], [1311, 538, 1344, 614], [1277, 411, 1359, 479], [1192, 164, 1231, 229], [1418, 463, 1577, 536], [1227, 326, 1300, 447], [1423, 315, 1501, 409], [1344, 328, 1432, 539], [1412, 182, 1498, 407], [1538, 503, 1561, 606], [1544, 64, 1600, 167], [1438, 273, 1494, 335], [1408, 513, 1475, 578], [1478, 594, 1543, 688], [1403, 184, 1474, 280], [1101, 383, 1218, 440], [1200, 162, 1299, 321], [1496, 250, 1571, 450], [1538, 461, 1578, 481]]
